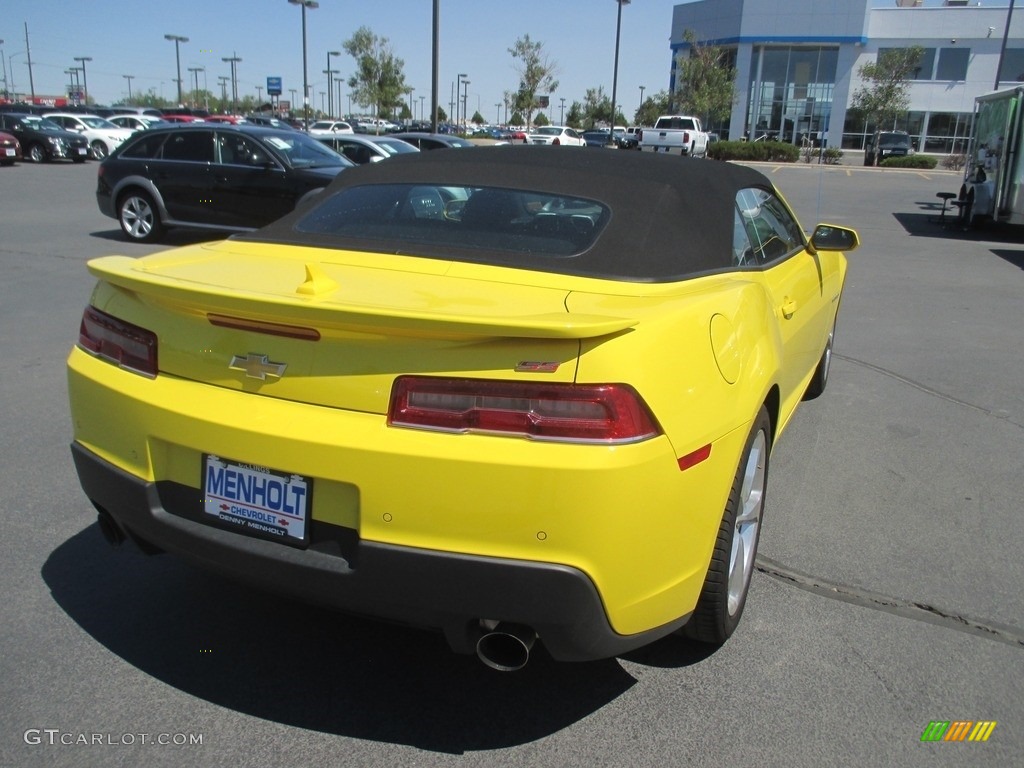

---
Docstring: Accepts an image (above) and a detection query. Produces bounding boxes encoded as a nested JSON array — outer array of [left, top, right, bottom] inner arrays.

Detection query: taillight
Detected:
[[78, 305, 158, 377], [388, 377, 660, 443], [552, 137, 560, 146], [682, 131, 690, 144]]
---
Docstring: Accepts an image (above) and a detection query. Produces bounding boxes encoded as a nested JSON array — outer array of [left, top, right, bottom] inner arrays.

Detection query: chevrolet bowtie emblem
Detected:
[[229, 353, 287, 381]]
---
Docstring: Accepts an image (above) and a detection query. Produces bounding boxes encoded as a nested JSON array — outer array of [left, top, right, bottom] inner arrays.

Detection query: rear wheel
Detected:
[[118, 190, 164, 243], [683, 406, 770, 645]]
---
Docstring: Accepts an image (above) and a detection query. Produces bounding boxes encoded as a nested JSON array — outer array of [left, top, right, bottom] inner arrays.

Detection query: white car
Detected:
[[308, 120, 354, 136], [528, 126, 586, 146], [108, 115, 168, 133], [43, 113, 135, 159]]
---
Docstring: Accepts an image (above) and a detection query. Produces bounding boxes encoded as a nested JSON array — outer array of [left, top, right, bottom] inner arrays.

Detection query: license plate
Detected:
[[4, 149, 13, 157], [77, 147, 87, 155], [202, 455, 311, 545]]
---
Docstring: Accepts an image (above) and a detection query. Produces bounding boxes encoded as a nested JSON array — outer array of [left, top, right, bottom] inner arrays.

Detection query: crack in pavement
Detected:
[[755, 555, 1024, 649], [834, 352, 1024, 429]]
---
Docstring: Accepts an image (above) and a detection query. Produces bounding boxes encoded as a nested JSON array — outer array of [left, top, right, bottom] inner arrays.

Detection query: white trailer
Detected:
[[958, 86, 1024, 228]]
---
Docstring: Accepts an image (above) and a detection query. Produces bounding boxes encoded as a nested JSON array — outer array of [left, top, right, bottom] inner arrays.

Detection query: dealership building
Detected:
[[669, 0, 1024, 152]]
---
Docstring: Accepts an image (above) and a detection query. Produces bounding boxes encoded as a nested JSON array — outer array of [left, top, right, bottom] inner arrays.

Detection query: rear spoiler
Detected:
[[87, 255, 638, 340]]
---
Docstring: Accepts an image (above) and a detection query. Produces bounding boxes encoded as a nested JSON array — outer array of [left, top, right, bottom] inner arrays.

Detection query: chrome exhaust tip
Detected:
[[475, 622, 537, 672]]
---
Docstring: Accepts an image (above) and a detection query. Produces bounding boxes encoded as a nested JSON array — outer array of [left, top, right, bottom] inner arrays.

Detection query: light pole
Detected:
[[123, 74, 134, 102], [65, 68, 79, 104], [419, 95, 425, 122], [218, 76, 229, 107], [462, 78, 470, 131], [610, 0, 630, 129], [336, 76, 344, 120], [326, 50, 340, 118], [73, 56, 92, 105], [288, 0, 319, 131], [407, 87, 415, 125], [222, 52, 241, 114], [0, 39, 7, 100], [188, 67, 204, 108], [495, 102, 502, 125], [560, 97, 566, 125], [164, 34, 188, 106], [457, 73, 468, 128], [638, 84, 645, 122]]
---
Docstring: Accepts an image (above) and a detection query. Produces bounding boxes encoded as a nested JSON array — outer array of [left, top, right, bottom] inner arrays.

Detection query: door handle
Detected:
[[781, 298, 797, 319]]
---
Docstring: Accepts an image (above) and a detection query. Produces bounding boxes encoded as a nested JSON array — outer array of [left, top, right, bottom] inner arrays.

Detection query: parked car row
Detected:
[[0, 113, 90, 162]]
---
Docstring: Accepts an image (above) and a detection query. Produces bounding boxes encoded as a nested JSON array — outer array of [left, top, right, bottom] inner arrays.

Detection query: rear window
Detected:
[[655, 117, 697, 130], [294, 183, 609, 259]]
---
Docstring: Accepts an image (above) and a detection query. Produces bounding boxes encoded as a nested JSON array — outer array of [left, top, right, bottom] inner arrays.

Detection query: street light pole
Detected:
[[188, 67, 204, 108], [74, 56, 92, 106], [123, 74, 134, 102], [611, 0, 631, 130], [326, 50, 340, 118], [222, 52, 242, 114], [560, 97, 566, 125], [288, 0, 319, 131], [164, 34, 189, 107], [638, 84, 645, 120], [457, 73, 468, 129]]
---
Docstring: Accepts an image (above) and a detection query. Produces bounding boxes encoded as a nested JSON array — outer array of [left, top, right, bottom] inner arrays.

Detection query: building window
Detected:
[[878, 47, 935, 80], [997, 48, 1024, 83], [936, 47, 969, 81], [745, 46, 838, 144]]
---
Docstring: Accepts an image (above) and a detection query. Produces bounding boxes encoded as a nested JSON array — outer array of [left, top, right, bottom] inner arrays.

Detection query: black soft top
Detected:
[[245, 146, 778, 282]]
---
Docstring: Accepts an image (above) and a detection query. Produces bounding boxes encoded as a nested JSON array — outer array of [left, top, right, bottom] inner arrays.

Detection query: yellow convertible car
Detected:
[[68, 148, 858, 670]]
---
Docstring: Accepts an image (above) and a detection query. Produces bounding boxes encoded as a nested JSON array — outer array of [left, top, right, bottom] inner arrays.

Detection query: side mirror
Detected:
[[810, 224, 859, 252]]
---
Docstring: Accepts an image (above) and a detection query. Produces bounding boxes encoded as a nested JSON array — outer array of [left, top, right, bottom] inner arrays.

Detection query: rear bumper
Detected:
[[72, 442, 688, 661]]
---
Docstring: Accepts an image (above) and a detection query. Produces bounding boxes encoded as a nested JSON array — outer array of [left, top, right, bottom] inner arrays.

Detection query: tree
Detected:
[[471, 110, 485, 126], [851, 46, 924, 133], [635, 90, 672, 126], [533, 112, 549, 127], [508, 34, 559, 130], [673, 30, 736, 126], [565, 101, 584, 129], [343, 26, 408, 127]]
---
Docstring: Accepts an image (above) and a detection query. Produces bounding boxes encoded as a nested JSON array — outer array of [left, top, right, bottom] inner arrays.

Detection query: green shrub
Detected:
[[822, 147, 844, 165], [880, 154, 938, 169], [707, 140, 799, 163]]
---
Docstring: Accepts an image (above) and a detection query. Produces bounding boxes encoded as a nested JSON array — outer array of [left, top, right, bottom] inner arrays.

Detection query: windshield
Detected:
[[22, 117, 64, 132], [81, 116, 118, 129], [878, 132, 910, 146], [258, 130, 352, 169], [375, 139, 419, 156]]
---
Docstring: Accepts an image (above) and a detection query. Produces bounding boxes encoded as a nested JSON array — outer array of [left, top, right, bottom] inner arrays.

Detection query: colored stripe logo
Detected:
[[921, 721, 997, 742]]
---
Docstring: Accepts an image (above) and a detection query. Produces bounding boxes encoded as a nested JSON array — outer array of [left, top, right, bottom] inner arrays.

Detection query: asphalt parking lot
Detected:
[[0, 157, 1021, 768]]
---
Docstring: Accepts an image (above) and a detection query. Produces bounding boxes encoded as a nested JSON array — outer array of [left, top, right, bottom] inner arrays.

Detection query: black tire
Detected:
[[117, 190, 164, 243], [683, 406, 771, 645], [27, 143, 47, 163], [90, 140, 108, 160], [803, 326, 834, 400]]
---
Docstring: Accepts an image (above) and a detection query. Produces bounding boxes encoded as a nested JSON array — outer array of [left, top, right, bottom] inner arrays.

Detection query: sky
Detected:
[[2, 0, 691, 122]]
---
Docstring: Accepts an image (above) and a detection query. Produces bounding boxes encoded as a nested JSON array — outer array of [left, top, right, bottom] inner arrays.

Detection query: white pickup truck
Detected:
[[639, 115, 709, 158]]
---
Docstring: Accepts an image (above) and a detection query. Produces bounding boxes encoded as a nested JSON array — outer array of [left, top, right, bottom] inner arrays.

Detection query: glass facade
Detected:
[[745, 46, 839, 144]]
